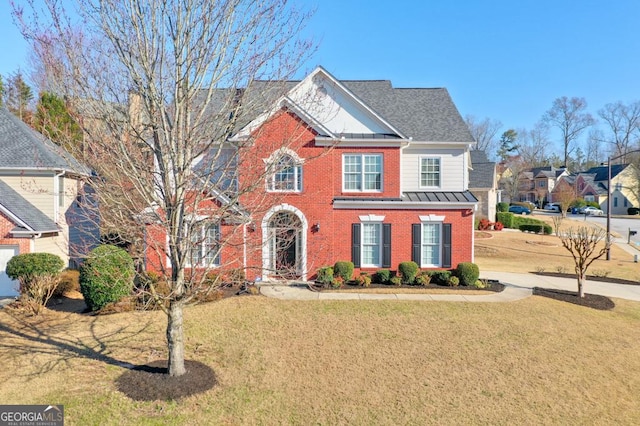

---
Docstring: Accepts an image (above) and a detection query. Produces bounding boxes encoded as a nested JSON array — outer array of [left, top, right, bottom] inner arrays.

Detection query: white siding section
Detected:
[[34, 235, 69, 265], [401, 147, 466, 192]]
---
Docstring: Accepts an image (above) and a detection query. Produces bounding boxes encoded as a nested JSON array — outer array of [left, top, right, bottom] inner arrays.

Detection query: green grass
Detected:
[[1, 297, 640, 424]]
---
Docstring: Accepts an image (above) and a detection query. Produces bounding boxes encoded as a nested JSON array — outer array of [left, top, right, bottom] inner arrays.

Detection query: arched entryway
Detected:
[[262, 204, 307, 281]]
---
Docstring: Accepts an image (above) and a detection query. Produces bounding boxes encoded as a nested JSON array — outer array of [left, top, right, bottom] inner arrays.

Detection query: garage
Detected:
[[0, 246, 19, 297]]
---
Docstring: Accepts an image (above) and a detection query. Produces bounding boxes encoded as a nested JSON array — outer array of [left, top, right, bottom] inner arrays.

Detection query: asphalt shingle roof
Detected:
[[0, 107, 90, 175], [469, 150, 496, 189], [0, 179, 59, 233]]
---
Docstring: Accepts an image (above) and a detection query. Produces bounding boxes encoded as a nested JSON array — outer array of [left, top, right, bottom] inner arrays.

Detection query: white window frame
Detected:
[[419, 156, 441, 188], [342, 153, 383, 192], [267, 153, 303, 193], [186, 222, 220, 268], [361, 222, 383, 267], [420, 222, 442, 268]]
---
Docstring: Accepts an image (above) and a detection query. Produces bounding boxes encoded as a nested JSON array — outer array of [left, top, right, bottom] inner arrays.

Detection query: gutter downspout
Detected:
[[54, 170, 65, 223]]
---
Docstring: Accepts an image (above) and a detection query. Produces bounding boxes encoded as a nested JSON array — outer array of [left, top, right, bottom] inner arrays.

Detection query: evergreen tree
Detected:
[[34, 92, 83, 153], [497, 129, 519, 161], [5, 71, 34, 122]]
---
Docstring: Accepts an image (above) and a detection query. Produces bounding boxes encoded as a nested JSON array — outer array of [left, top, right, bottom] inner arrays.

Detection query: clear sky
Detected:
[[2, 1, 639, 149]]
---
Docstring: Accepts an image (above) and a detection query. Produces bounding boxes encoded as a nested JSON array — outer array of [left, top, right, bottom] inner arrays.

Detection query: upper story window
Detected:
[[420, 157, 440, 188], [538, 180, 545, 188], [267, 151, 303, 192], [343, 154, 382, 192]]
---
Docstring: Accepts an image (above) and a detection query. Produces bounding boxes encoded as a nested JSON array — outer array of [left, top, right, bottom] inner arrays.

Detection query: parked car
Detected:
[[544, 203, 561, 212], [582, 206, 604, 216], [509, 205, 531, 215]]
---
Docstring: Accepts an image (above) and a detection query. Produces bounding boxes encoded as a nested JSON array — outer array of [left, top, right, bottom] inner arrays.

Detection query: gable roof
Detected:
[[209, 67, 473, 144], [581, 164, 627, 182], [0, 107, 91, 175], [0, 179, 59, 233], [469, 149, 496, 189]]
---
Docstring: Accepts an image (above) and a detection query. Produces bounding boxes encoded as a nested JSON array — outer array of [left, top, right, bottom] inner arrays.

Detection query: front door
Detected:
[[268, 212, 302, 279]]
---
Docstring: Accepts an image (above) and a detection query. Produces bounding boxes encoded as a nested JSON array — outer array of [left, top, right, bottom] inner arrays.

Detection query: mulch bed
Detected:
[[533, 287, 615, 310], [116, 359, 217, 401], [309, 280, 505, 293]]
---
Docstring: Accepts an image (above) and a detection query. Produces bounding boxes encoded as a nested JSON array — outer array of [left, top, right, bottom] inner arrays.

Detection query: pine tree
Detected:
[[34, 92, 83, 153]]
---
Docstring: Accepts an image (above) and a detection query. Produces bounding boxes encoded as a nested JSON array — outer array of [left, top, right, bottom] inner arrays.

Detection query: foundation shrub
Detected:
[[333, 261, 354, 282], [398, 261, 419, 284], [455, 262, 480, 286], [80, 245, 135, 311], [374, 269, 391, 284]]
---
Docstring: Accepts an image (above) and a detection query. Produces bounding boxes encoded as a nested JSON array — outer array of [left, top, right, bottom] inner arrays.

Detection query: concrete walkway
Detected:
[[260, 270, 640, 302]]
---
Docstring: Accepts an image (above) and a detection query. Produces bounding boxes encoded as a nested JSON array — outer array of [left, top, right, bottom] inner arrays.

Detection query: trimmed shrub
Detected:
[[374, 269, 391, 284], [354, 273, 372, 287], [80, 245, 135, 311], [415, 272, 431, 286], [333, 261, 354, 282], [456, 262, 480, 286], [316, 266, 334, 286], [497, 202, 509, 213], [390, 276, 402, 286], [478, 218, 492, 231], [447, 276, 460, 287], [6, 253, 64, 312], [398, 261, 419, 284], [428, 270, 452, 285], [496, 212, 513, 228], [519, 223, 552, 234]]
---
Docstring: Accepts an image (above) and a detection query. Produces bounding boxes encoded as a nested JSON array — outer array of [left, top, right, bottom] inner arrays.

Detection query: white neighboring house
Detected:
[[0, 108, 100, 297]]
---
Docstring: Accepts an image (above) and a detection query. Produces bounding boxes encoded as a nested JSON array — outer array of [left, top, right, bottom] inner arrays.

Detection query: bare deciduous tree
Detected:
[[597, 101, 640, 162], [14, 0, 313, 377], [517, 122, 551, 168], [543, 96, 594, 169], [559, 226, 610, 298], [464, 115, 502, 157]]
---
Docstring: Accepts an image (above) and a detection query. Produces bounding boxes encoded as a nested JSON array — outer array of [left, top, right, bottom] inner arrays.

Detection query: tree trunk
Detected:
[[167, 300, 186, 376], [577, 273, 586, 298]]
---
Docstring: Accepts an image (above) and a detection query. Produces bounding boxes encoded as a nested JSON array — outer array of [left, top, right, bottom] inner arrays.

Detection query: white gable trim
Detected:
[[0, 204, 35, 232]]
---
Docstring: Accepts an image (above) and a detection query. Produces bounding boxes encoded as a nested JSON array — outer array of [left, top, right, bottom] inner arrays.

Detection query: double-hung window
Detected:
[[188, 223, 220, 267], [269, 154, 302, 192], [421, 223, 441, 267], [361, 223, 382, 267], [420, 157, 441, 188], [343, 154, 382, 192]]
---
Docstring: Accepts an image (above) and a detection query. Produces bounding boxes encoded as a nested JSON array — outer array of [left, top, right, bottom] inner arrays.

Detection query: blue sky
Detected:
[[2, 1, 639, 149]]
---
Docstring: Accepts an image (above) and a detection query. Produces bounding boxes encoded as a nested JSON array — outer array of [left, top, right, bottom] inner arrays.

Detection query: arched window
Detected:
[[268, 153, 302, 192]]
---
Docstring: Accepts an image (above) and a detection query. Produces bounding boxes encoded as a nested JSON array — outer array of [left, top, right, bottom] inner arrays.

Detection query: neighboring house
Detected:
[[555, 164, 639, 214], [516, 166, 568, 206], [0, 108, 99, 296], [469, 150, 498, 221], [144, 66, 478, 281]]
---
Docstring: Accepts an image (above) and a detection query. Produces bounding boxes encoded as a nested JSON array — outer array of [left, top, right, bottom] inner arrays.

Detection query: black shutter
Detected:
[[382, 223, 391, 268], [411, 224, 421, 264], [442, 223, 452, 268], [352, 223, 361, 267]]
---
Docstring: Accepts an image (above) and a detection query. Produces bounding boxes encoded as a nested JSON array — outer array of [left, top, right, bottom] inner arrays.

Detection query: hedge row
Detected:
[[496, 212, 551, 234]]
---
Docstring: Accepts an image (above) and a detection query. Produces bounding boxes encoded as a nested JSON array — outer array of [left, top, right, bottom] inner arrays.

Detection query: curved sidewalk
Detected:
[[260, 281, 532, 302]]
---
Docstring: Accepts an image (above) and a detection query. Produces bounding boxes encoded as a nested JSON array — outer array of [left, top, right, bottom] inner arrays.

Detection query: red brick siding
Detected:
[[0, 211, 31, 254]]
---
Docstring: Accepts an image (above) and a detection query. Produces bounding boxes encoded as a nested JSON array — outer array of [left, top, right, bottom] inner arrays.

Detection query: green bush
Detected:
[[519, 223, 552, 234], [398, 261, 419, 284], [456, 262, 480, 286], [586, 201, 600, 208], [333, 261, 354, 282], [374, 269, 391, 284], [80, 245, 135, 311], [6, 253, 64, 311], [316, 266, 334, 286], [6, 253, 64, 283], [428, 270, 452, 285], [496, 212, 513, 228], [390, 276, 402, 286], [447, 276, 460, 287], [415, 272, 431, 286], [497, 202, 509, 213]]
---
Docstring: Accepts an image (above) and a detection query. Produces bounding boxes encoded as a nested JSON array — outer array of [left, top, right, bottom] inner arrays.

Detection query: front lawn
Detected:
[[1, 296, 639, 424]]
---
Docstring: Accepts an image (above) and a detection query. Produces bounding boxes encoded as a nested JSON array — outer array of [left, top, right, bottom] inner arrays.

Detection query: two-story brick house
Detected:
[[144, 67, 477, 281]]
